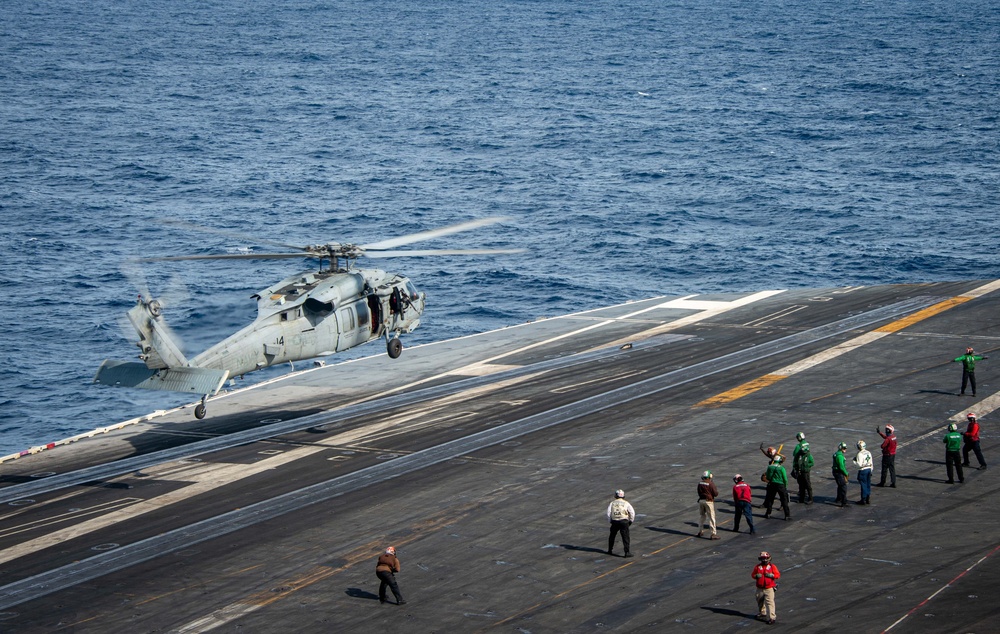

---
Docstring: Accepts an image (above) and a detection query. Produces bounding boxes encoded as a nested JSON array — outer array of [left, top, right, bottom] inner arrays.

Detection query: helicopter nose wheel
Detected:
[[387, 337, 403, 359], [194, 396, 207, 420]]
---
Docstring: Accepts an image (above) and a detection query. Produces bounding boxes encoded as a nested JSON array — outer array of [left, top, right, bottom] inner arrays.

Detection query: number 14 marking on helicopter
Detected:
[[94, 218, 522, 419]]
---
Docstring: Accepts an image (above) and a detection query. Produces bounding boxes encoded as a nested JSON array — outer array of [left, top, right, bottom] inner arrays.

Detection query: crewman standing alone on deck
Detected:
[[953, 346, 988, 396], [375, 546, 406, 605], [606, 489, 635, 557], [752, 551, 781, 624]]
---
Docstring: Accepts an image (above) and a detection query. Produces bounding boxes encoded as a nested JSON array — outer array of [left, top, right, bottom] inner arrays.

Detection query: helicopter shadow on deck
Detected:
[[120, 404, 331, 459]]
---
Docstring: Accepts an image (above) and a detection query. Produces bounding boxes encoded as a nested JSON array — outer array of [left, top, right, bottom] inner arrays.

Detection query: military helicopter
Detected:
[[94, 217, 520, 419]]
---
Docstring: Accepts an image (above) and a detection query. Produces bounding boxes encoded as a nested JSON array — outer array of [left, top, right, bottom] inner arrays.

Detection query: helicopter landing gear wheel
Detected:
[[387, 337, 403, 359], [194, 398, 207, 420]]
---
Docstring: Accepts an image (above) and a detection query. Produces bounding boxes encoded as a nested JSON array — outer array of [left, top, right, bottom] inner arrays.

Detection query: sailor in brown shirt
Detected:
[[375, 546, 406, 605], [697, 470, 720, 539]]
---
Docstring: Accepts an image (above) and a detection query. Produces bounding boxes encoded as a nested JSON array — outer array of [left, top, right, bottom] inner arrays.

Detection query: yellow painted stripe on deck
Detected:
[[696, 281, 1000, 408], [696, 374, 786, 407], [873, 296, 972, 333]]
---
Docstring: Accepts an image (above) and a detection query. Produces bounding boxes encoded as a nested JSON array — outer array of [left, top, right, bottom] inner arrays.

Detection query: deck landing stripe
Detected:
[[696, 281, 1000, 408]]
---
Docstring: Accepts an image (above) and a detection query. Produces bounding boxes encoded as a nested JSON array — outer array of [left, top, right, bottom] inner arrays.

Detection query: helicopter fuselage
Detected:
[[191, 267, 424, 377], [96, 266, 425, 418]]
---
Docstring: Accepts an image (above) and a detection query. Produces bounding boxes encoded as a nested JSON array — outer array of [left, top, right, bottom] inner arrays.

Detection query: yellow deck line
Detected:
[[697, 374, 787, 407], [696, 281, 1000, 408], [873, 296, 972, 333]]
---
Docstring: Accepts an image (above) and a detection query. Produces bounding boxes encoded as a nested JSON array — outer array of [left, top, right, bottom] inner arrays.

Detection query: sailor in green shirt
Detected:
[[791, 435, 814, 504], [953, 346, 988, 396], [763, 456, 791, 520], [832, 442, 850, 507], [944, 422, 965, 484]]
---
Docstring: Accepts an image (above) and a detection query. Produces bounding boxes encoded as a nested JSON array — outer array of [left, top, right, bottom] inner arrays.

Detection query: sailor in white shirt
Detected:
[[606, 489, 635, 557]]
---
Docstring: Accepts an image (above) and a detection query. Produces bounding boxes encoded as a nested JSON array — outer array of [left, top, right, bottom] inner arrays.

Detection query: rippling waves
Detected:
[[1, 0, 997, 452]]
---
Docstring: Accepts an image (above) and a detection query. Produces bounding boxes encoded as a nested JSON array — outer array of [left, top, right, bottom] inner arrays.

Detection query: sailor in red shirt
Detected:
[[731, 474, 755, 534], [962, 412, 987, 470], [752, 551, 781, 624], [876, 424, 897, 487]]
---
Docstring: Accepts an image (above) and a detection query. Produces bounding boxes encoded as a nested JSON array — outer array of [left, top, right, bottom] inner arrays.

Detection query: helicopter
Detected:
[[94, 217, 521, 419]]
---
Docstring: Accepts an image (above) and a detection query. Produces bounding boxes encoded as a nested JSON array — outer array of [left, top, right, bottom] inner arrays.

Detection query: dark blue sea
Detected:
[[2, 0, 998, 455]]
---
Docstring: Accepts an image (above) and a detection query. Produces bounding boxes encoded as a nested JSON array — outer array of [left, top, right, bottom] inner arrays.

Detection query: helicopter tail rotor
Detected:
[[119, 263, 190, 367], [126, 296, 189, 369]]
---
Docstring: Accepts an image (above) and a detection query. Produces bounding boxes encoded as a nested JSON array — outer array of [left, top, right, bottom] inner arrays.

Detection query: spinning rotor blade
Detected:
[[361, 248, 525, 258], [157, 218, 308, 253], [136, 216, 519, 263], [120, 262, 188, 306], [165, 275, 191, 303], [137, 252, 316, 262], [360, 217, 511, 251]]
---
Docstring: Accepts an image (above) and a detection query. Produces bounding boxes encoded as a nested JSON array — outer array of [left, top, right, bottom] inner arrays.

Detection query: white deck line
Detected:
[[770, 279, 1000, 379]]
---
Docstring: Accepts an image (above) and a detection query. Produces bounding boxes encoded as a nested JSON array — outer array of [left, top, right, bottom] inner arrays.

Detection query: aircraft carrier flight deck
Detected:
[[1, 281, 999, 633]]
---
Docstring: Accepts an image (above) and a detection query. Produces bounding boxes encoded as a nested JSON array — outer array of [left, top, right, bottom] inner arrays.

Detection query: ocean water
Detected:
[[1, 0, 998, 455]]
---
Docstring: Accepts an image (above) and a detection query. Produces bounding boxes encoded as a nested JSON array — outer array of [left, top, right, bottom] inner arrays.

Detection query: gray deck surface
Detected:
[[1, 281, 998, 633]]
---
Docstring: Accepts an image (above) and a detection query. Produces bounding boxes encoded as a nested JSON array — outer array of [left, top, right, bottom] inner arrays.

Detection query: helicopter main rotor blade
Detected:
[[136, 252, 317, 263], [359, 217, 511, 251], [156, 219, 309, 253], [361, 248, 525, 258]]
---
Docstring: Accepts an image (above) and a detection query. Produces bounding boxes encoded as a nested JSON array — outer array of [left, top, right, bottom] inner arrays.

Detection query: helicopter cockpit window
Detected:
[[405, 281, 418, 298], [304, 298, 334, 318]]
